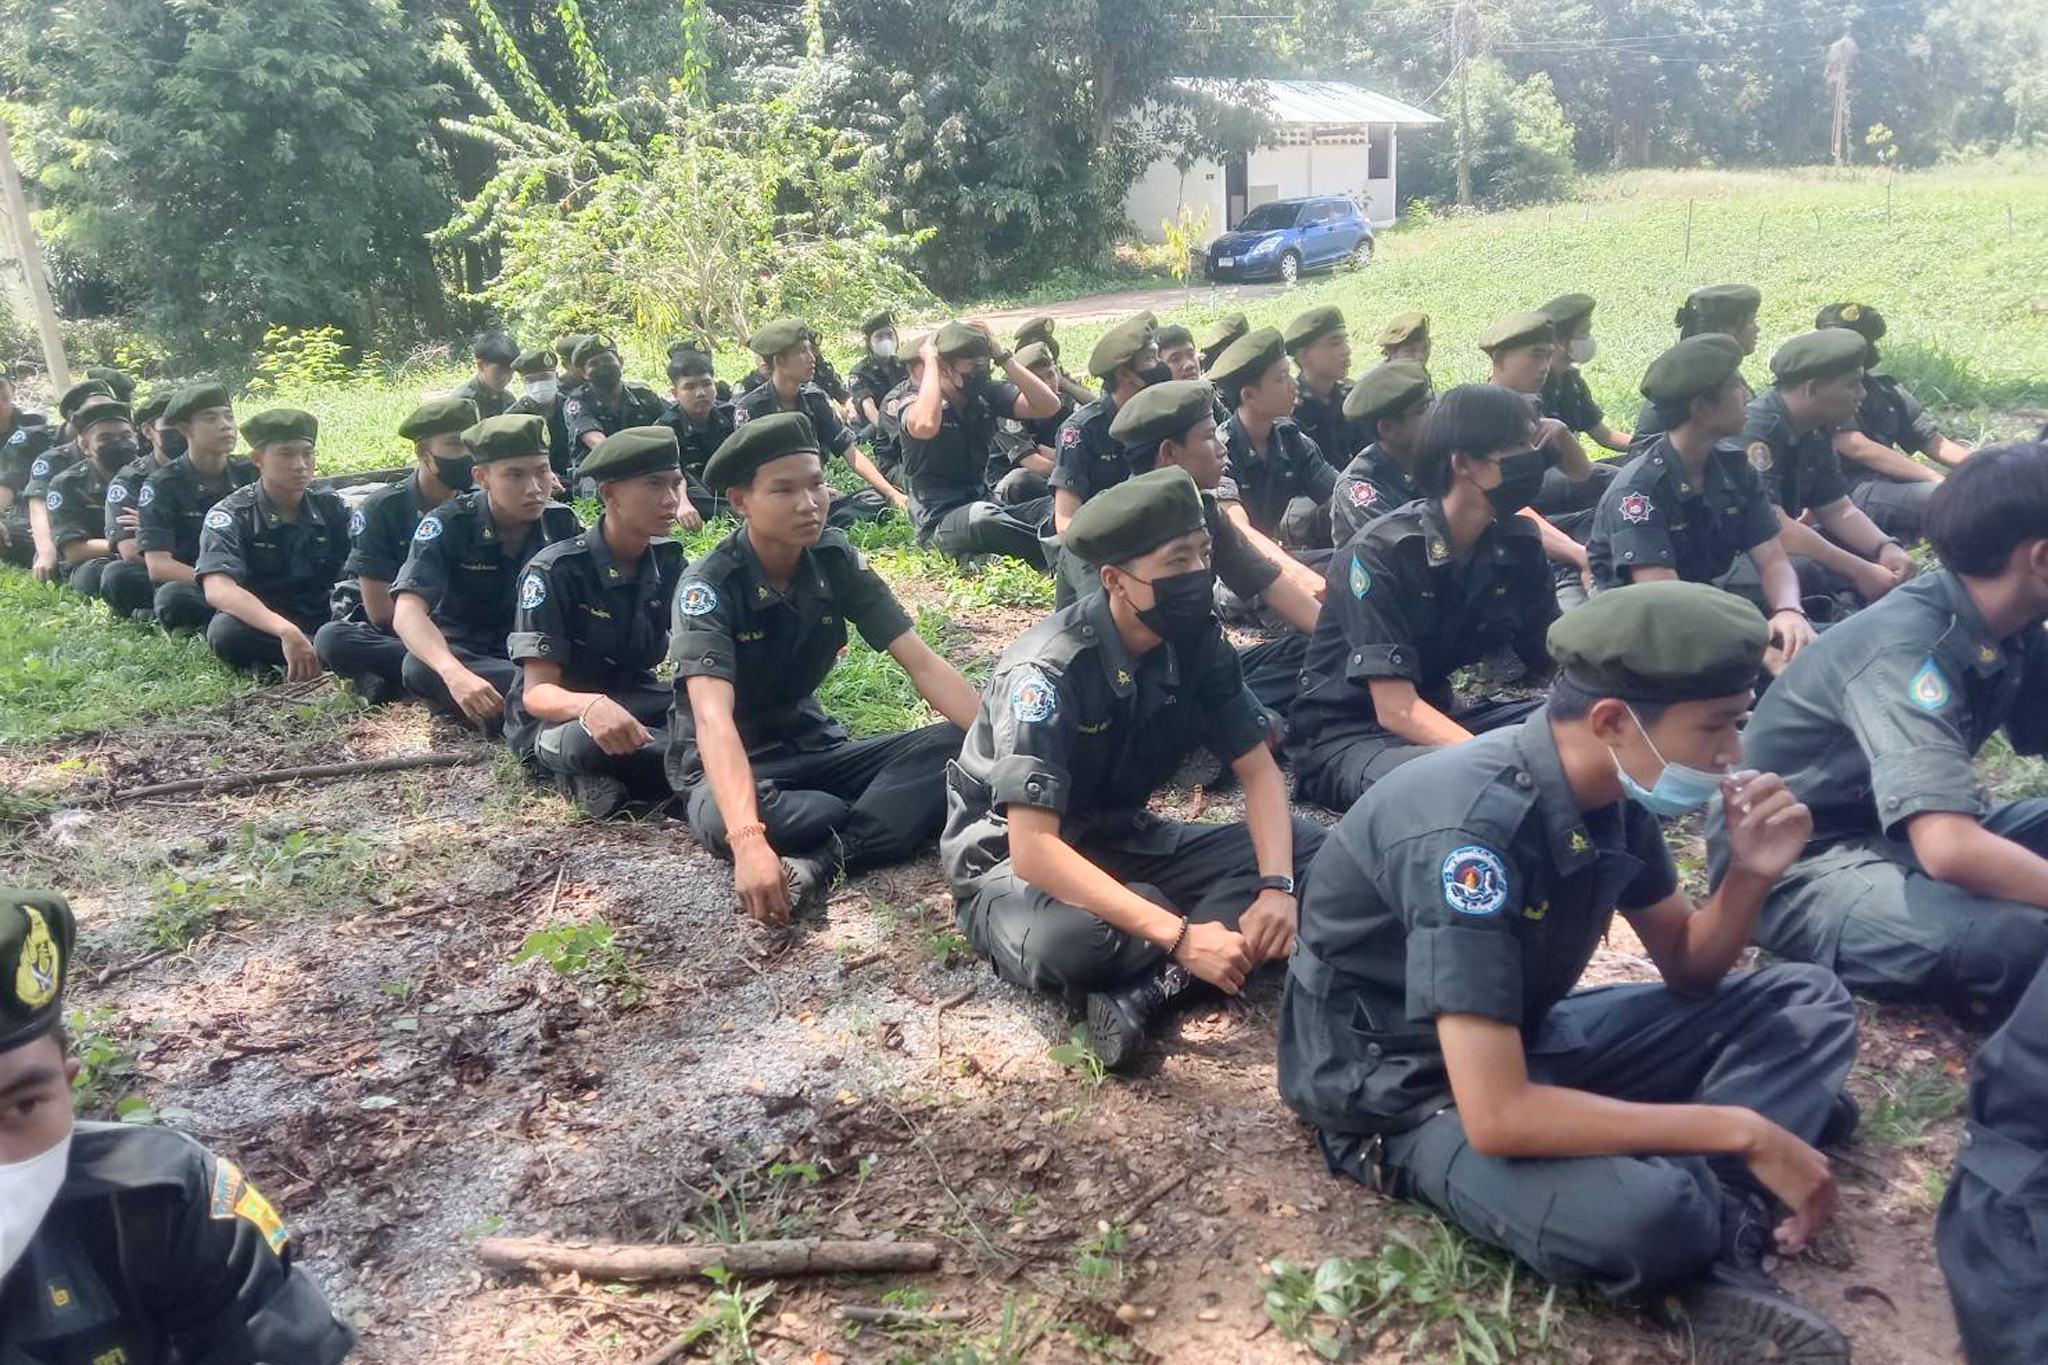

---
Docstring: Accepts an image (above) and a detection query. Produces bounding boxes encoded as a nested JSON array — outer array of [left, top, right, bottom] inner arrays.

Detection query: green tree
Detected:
[[1401, 58, 1575, 209]]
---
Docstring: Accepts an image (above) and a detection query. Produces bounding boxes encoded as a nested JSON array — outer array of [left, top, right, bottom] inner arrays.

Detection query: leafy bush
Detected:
[[1403, 59, 1577, 210]]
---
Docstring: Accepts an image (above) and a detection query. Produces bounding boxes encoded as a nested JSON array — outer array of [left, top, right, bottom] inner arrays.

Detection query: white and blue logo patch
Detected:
[[348, 508, 364, 537], [1008, 668, 1058, 725], [412, 515, 444, 543], [1349, 556, 1371, 598], [1909, 657, 1951, 712], [29, 457, 48, 479], [137, 483, 155, 508], [44, 490, 61, 511], [1441, 845, 1509, 917], [204, 507, 233, 532], [107, 481, 128, 504], [7, 428, 24, 445], [518, 571, 547, 610], [677, 580, 719, 617]]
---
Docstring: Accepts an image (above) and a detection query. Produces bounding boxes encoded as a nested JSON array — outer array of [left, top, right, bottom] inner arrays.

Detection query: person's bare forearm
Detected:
[[1235, 750, 1295, 879], [1005, 355, 1060, 419], [1929, 436, 1971, 469], [1519, 508, 1587, 570], [1368, 678, 1473, 747], [203, 577, 295, 638], [1053, 487, 1082, 536], [846, 445, 903, 501], [1595, 424, 1632, 452], [1009, 820, 1185, 941], [1775, 513, 1868, 577], [1835, 432, 1940, 484], [521, 676, 607, 725], [392, 596, 464, 677], [904, 368, 946, 441], [60, 537, 111, 564], [144, 550, 195, 584], [360, 579, 396, 629], [1911, 814, 2048, 909], [1466, 1077, 1763, 1160], [28, 498, 56, 558], [1261, 574, 1320, 635], [1664, 868, 1773, 994]]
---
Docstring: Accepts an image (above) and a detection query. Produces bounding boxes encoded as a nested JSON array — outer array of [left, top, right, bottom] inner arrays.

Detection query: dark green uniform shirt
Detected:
[[733, 380, 857, 460], [389, 489, 581, 654], [43, 456, 114, 552], [0, 409, 53, 515], [562, 382, 668, 457], [655, 399, 734, 515], [505, 519, 686, 752], [24, 440, 78, 501], [1741, 388, 1850, 517], [895, 380, 1022, 537], [1293, 378, 1361, 466], [1290, 499, 1554, 764], [1279, 715, 1677, 1135], [0, 1123, 353, 1365], [941, 591, 1269, 887], [992, 396, 1072, 485], [1539, 368, 1604, 436], [1848, 374, 1941, 480], [665, 524, 913, 784], [848, 355, 908, 475], [1219, 413, 1337, 540], [342, 471, 434, 586], [450, 374, 515, 420], [1586, 436, 1780, 590], [102, 454, 165, 551], [193, 482, 351, 626], [1329, 443, 1422, 547], [1049, 395, 1126, 504], [136, 454, 258, 565]]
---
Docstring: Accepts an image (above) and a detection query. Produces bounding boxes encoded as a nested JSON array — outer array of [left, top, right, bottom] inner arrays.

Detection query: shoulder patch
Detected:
[[348, 508, 365, 537], [29, 456, 48, 478], [564, 399, 581, 417], [412, 515, 444, 542], [733, 406, 751, 425], [107, 481, 128, 504], [518, 571, 547, 610], [1348, 480, 1378, 509], [1008, 667, 1058, 725], [137, 482, 155, 507], [1618, 492, 1653, 524], [677, 580, 719, 617], [1746, 440, 1774, 472], [209, 1157, 290, 1254], [6, 428, 22, 445], [203, 507, 233, 531], [1441, 845, 1510, 917], [43, 489, 61, 511], [1060, 424, 1081, 448], [1348, 556, 1371, 598], [1909, 657, 1951, 711]]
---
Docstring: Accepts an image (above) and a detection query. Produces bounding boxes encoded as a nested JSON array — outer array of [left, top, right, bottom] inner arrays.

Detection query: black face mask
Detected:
[[158, 427, 188, 462], [589, 362, 624, 390], [1131, 567, 1217, 644], [960, 366, 994, 400], [98, 438, 139, 466], [1485, 450, 1547, 518], [433, 456, 476, 492], [1138, 361, 1173, 388]]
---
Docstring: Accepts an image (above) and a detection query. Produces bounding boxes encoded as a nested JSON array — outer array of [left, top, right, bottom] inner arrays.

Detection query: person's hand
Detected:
[[1537, 416, 1573, 455], [1849, 557, 1899, 604], [31, 546, 57, 581], [1720, 769, 1812, 884], [733, 837, 790, 927], [675, 502, 704, 532], [1741, 1114, 1838, 1253], [888, 487, 910, 511], [920, 334, 940, 366], [1238, 890, 1297, 963], [968, 319, 998, 345], [581, 696, 654, 756], [117, 508, 140, 531], [279, 626, 321, 683], [1764, 608, 1816, 675], [1877, 541, 1917, 584], [1579, 562, 1596, 596], [550, 472, 566, 496], [1171, 920, 1253, 994], [444, 666, 504, 727]]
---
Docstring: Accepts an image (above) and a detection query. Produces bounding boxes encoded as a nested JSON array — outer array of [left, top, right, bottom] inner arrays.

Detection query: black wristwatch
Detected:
[[1255, 874, 1297, 896]]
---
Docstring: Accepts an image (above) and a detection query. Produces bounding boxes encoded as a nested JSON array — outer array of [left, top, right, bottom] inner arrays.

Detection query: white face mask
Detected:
[[1567, 337, 1598, 365], [524, 378, 559, 404], [871, 336, 896, 359], [0, 1132, 72, 1280]]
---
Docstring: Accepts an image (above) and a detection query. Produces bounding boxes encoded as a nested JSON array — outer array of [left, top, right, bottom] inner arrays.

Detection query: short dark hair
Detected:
[[1547, 673, 1669, 728], [668, 349, 716, 383], [1414, 384, 1534, 496], [1155, 325, 1194, 351], [1926, 441, 2048, 577]]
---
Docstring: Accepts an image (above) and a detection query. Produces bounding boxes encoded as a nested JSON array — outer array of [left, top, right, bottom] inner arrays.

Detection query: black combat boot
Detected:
[[1668, 1189, 1849, 1364], [780, 832, 845, 920], [1084, 962, 1192, 1072]]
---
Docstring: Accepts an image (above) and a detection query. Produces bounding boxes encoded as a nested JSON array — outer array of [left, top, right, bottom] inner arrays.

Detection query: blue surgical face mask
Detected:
[[1612, 706, 1725, 818]]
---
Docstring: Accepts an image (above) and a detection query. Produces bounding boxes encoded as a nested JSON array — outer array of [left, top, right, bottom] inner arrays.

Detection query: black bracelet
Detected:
[[1876, 538, 1905, 557], [1771, 605, 1808, 619], [1167, 915, 1190, 958]]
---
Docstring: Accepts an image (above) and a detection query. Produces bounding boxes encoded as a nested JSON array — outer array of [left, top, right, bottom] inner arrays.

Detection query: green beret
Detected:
[[473, 331, 519, 365], [1539, 293, 1596, 330], [86, 366, 135, 402], [59, 378, 113, 419], [1197, 313, 1249, 359], [704, 411, 822, 491], [513, 348, 558, 377], [1014, 316, 1058, 359], [749, 317, 808, 358], [1342, 361, 1433, 424], [1680, 284, 1761, 329], [581, 425, 681, 483], [569, 335, 617, 369], [1769, 328, 1868, 385], [462, 413, 549, 463], [1815, 302, 1886, 343], [1088, 315, 1157, 380], [1013, 342, 1055, 372], [242, 408, 318, 448], [71, 398, 131, 436], [559, 333, 596, 364], [1547, 580, 1766, 703], [1478, 310, 1556, 353], [1639, 335, 1744, 405], [935, 322, 997, 362], [1375, 311, 1429, 347], [1064, 466, 1206, 567], [861, 310, 895, 336], [1282, 304, 1345, 355], [1206, 327, 1287, 392], [399, 396, 479, 442], [164, 381, 232, 424], [0, 888, 73, 1055], [1108, 380, 1215, 450], [132, 392, 171, 427]]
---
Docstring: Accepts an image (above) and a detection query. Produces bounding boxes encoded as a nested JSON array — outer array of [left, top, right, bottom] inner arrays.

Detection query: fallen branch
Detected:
[[1113, 1168, 1190, 1228], [475, 1235, 941, 1282], [95, 751, 484, 804], [841, 1304, 970, 1326], [94, 947, 172, 988]]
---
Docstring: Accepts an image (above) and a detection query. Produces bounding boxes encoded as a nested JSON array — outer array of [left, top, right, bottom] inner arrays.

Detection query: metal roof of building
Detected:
[[1177, 78, 1443, 126]]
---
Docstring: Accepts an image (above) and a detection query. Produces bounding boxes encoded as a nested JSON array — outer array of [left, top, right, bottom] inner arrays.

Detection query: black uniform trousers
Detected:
[[926, 496, 1052, 568], [957, 816, 1326, 1000], [527, 682, 672, 800], [205, 607, 329, 673], [96, 558, 154, 615], [313, 619, 410, 693], [98, 562, 213, 630], [1293, 696, 1545, 814], [67, 556, 113, 597], [401, 642, 519, 721], [1326, 964, 1857, 1298], [682, 722, 963, 869], [1848, 474, 1938, 542], [1239, 633, 1307, 716]]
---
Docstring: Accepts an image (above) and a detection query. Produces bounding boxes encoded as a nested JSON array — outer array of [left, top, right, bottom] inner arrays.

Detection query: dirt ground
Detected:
[[0, 587, 1982, 1365]]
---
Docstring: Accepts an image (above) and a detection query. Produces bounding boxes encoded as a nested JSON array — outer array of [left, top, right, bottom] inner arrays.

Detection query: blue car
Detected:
[[1204, 195, 1374, 285]]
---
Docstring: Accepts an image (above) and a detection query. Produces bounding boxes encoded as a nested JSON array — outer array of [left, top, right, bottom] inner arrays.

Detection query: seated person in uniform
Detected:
[[1538, 293, 1632, 453], [313, 398, 479, 702], [193, 409, 349, 677], [657, 346, 730, 526], [1015, 315, 1101, 408], [1815, 302, 1973, 543], [896, 322, 1062, 568], [848, 311, 909, 480], [22, 379, 114, 582], [509, 347, 575, 494], [1286, 305, 1361, 471], [452, 330, 518, 418], [1938, 958, 2048, 1365], [1050, 315, 1165, 534], [41, 397, 138, 597], [1375, 310, 1430, 367], [1481, 311, 1604, 562], [1708, 441, 2048, 1025], [1288, 384, 1557, 813], [1281, 581, 1859, 1365], [508, 427, 686, 818], [988, 343, 1069, 507], [1155, 325, 1200, 382], [669, 413, 978, 924], [93, 392, 179, 615], [0, 889, 355, 1363], [391, 414, 581, 726], [736, 318, 902, 519], [0, 364, 53, 567], [1208, 327, 1340, 587], [1330, 361, 1432, 546], [1589, 336, 1816, 674], [1742, 328, 1919, 609], [943, 467, 1326, 1069], [563, 336, 667, 481], [109, 382, 256, 633], [1196, 313, 1248, 375], [1632, 284, 1762, 451]]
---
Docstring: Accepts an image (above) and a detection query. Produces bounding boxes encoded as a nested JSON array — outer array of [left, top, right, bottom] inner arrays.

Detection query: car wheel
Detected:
[[1278, 251, 1301, 285], [1348, 238, 1374, 270]]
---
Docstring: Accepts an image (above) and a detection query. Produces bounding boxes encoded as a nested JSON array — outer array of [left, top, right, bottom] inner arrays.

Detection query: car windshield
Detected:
[[1236, 202, 1300, 232]]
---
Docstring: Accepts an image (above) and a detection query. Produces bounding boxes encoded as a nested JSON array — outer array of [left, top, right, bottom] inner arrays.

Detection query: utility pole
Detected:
[[1453, 0, 1476, 208], [1824, 34, 1858, 168], [0, 116, 67, 388]]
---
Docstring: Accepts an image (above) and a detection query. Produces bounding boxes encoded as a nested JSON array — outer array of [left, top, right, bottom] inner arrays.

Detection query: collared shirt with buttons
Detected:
[[505, 516, 686, 754], [1278, 714, 1677, 1135], [1330, 442, 1422, 546], [451, 374, 515, 419], [1540, 367, 1605, 435], [1293, 377, 1361, 466], [666, 523, 914, 784], [193, 481, 351, 626], [1631, 372, 1753, 454], [136, 453, 258, 565], [656, 399, 735, 512], [562, 381, 668, 453], [733, 379, 858, 460], [43, 454, 115, 551], [849, 356, 910, 474], [895, 379, 1022, 535], [1849, 374, 1942, 476], [343, 469, 434, 585], [23, 439, 79, 501], [102, 453, 166, 549], [942, 590, 1269, 888], [1219, 412, 1338, 540], [1741, 387, 1850, 516], [992, 396, 1073, 484], [1049, 394, 1127, 503], [1290, 497, 1555, 766], [389, 488, 582, 654], [1586, 434, 1780, 590], [0, 408, 53, 500]]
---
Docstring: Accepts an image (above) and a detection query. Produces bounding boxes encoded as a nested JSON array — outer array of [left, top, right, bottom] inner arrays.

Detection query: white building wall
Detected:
[[1127, 125, 1405, 241], [1124, 155, 1230, 245]]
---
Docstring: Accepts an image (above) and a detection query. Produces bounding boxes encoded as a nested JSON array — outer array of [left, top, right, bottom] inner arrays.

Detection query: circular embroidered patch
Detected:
[[7, 429, 24, 445], [518, 572, 547, 610], [1008, 668, 1058, 724], [348, 508, 365, 537], [137, 483, 155, 507], [107, 482, 129, 504], [412, 515, 444, 542], [44, 490, 61, 510], [204, 508, 234, 531], [1746, 440, 1774, 472], [677, 580, 719, 617], [1441, 845, 1509, 917], [29, 457, 48, 479]]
